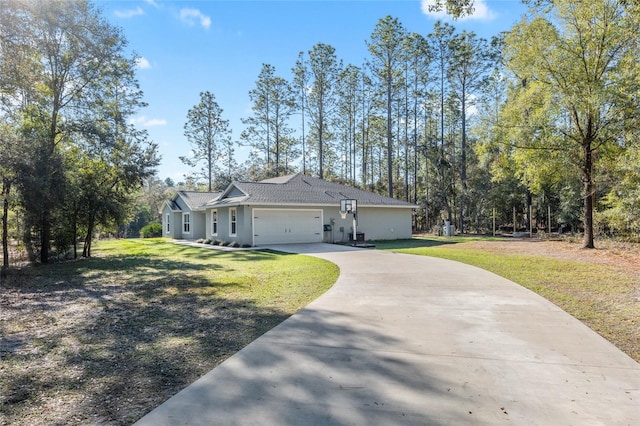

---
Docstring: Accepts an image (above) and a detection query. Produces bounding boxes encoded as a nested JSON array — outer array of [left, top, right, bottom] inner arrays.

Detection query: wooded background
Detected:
[[1, 0, 639, 273]]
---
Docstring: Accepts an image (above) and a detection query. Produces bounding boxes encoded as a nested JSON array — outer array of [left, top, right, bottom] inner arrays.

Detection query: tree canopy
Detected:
[[500, 0, 640, 247], [0, 0, 158, 268]]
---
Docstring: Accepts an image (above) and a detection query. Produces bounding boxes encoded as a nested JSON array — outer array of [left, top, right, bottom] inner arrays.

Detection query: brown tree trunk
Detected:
[[1, 179, 10, 281], [582, 142, 595, 249], [40, 211, 50, 263]]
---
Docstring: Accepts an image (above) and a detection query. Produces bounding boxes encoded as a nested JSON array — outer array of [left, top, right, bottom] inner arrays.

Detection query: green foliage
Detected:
[[182, 91, 232, 191], [499, 0, 640, 247], [596, 142, 640, 236], [140, 222, 162, 238], [0, 0, 159, 263], [306, 43, 341, 179], [426, 0, 475, 18], [241, 64, 296, 178]]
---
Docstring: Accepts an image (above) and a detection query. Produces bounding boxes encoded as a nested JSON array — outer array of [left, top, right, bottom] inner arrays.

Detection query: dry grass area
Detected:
[[466, 237, 640, 276], [0, 239, 338, 426]]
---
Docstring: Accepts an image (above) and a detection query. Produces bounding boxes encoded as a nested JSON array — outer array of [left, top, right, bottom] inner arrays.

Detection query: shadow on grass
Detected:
[[69, 296, 289, 424], [0, 251, 297, 425]]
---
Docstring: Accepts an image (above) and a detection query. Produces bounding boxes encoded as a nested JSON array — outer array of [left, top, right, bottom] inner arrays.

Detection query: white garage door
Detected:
[[253, 209, 323, 245]]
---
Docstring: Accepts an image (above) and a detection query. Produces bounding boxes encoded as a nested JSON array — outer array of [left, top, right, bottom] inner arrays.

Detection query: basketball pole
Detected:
[[353, 211, 357, 243]]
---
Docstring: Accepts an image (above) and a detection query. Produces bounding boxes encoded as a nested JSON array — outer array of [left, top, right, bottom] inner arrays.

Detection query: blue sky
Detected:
[[100, 0, 527, 183]]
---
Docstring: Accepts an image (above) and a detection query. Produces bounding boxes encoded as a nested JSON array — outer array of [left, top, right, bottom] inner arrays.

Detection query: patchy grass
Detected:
[[0, 239, 338, 425], [376, 236, 640, 362]]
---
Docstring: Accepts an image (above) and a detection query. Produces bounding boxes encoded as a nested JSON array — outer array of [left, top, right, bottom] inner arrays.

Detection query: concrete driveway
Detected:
[[135, 243, 639, 425]]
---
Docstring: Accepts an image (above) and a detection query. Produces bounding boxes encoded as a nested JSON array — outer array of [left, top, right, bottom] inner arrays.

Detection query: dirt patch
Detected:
[[461, 237, 640, 277], [0, 260, 289, 425]]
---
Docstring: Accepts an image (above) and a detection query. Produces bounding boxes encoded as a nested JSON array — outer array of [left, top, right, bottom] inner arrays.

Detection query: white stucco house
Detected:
[[161, 173, 417, 246]]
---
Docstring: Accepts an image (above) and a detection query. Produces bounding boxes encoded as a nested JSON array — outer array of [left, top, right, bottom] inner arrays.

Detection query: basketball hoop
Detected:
[[340, 199, 357, 214], [340, 199, 358, 243]]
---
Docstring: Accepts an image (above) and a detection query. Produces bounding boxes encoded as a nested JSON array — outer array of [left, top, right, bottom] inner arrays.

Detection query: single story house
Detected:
[[161, 173, 417, 246]]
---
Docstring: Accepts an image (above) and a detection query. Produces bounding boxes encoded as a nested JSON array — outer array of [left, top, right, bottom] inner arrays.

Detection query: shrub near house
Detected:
[[140, 222, 163, 238]]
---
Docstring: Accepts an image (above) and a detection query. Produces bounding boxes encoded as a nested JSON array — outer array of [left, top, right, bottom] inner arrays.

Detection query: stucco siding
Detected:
[[356, 207, 412, 240], [317, 206, 412, 243], [238, 206, 252, 246], [190, 211, 206, 240], [161, 205, 182, 239]]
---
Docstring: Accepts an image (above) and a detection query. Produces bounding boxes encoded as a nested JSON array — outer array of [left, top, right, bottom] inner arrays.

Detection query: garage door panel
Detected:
[[253, 209, 323, 245]]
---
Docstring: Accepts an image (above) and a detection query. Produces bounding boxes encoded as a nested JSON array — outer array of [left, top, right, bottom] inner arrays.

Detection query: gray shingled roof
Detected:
[[177, 191, 222, 210], [206, 173, 416, 208]]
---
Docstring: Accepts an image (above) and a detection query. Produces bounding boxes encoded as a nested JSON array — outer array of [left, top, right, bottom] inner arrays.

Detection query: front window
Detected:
[[183, 213, 191, 234], [166, 213, 170, 233], [229, 208, 237, 236], [211, 210, 218, 236]]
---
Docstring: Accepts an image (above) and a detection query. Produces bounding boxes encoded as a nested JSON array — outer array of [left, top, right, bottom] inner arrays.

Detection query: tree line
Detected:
[[180, 0, 640, 249], [0, 0, 159, 276], [1, 0, 638, 278]]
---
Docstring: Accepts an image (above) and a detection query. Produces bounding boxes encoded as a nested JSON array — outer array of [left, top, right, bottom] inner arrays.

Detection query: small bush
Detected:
[[242, 244, 252, 248], [203, 239, 212, 244], [228, 241, 240, 248], [212, 240, 221, 246], [140, 222, 163, 238]]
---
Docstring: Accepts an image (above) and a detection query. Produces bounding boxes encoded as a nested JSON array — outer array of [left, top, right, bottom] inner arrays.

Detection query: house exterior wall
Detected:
[[190, 211, 206, 240], [161, 205, 182, 239], [243, 205, 412, 245], [161, 197, 207, 240], [205, 206, 249, 245], [355, 207, 412, 241], [201, 205, 412, 246], [318, 206, 412, 243], [238, 206, 252, 245]]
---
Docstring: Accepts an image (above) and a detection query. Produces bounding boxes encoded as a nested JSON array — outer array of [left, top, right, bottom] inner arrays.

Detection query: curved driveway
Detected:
[[136, 243, 639, 425]]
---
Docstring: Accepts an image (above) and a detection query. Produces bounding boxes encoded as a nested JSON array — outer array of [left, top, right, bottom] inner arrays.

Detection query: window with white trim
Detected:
[[166, 213, 170, 233], [183, 212, 191, 234], [211, 210, 218, 236], [229, 208, 237, 236]]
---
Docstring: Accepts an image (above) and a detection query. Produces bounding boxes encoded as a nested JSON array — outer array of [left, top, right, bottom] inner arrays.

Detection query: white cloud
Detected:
[[144, 0, 160, 8], [136, 57, 151, 70], [179, 8, 211, 30], [421, 0, 496, 21], [130, 116, 167, 127], [114, 6, 144, 19]]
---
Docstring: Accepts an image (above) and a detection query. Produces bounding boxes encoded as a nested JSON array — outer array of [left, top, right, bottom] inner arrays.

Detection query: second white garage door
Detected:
[[253, 209, 323, 245]]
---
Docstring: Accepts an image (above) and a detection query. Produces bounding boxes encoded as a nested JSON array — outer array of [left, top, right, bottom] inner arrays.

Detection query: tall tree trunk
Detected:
[[83, 213, 95, 258], [386, 71, 393, 198], [460, 91, 467, 234], [1, 179, 10, 281], [302, 99, 306, 175], [526, 188, 532, 234], [582, 141, 595, 249], [318, 110, 324, 180], [404, 70, 409, 202], [72, 208, 78, 260]]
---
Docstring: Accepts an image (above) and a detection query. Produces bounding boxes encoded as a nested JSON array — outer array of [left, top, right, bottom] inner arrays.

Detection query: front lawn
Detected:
[[0, 238, 338, 425]]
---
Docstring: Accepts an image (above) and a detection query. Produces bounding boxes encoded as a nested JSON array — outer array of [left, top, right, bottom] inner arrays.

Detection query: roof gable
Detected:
[[175, 190, 222, 211]]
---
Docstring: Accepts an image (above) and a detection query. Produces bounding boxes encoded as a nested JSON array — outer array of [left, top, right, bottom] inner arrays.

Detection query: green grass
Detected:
[[0, 238, 339, 425], [376, 237, 640, 362], [91, 238, 338, 312]]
